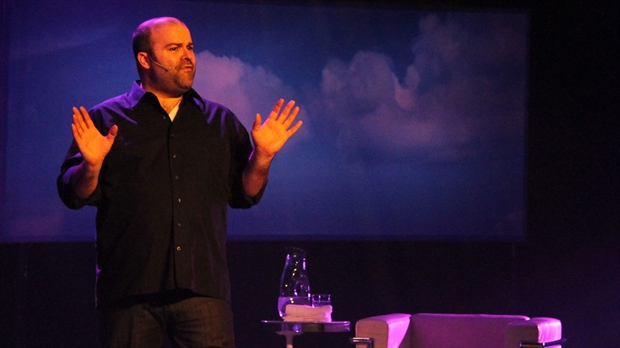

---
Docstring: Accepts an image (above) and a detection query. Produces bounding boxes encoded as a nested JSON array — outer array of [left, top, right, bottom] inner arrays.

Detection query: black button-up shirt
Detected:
[[57, 81, 263, 306]]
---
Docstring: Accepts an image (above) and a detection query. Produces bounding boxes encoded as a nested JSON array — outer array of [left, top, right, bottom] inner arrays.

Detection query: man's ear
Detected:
[[137, 52, 150, 69]]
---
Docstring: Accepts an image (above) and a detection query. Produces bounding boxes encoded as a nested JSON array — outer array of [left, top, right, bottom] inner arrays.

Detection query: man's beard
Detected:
[[170, 63, 196, 93]]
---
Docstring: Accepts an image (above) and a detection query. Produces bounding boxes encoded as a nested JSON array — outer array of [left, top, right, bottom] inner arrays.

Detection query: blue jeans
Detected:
[[98, 293, 235, 348]]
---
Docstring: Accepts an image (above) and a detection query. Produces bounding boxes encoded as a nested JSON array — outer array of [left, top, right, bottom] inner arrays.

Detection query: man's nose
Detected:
[[181, 47, 195, 60]]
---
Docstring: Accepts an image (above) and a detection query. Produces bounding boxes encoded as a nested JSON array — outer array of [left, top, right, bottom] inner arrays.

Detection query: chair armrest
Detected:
[[355, 313, 412, 348], [505, 317, 563, 348]]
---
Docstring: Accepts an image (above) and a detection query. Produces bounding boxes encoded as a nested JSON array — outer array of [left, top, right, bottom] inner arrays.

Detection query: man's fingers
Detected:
[[266, 99, 297, 124], [79, 106, 96, 128], [282, 106, 300, 128], [288, 121, 303, 137], [253, 113, 263, 130], [71, 123, 81, 141], [261, 99, 303, 133], [276, 100, 296, 121], [72, 106, 91, 129], [108, 125, 119, 139], [269, 99, 285, 120], [72, 107, 86, 134]]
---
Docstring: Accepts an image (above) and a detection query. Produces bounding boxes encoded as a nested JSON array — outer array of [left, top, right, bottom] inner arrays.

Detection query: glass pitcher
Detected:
[[278, 246, 311, 318]]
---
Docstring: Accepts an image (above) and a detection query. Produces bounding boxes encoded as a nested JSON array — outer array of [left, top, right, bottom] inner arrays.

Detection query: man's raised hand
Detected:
[[251, 99, 303, 159], [71, 106, 117, 170]]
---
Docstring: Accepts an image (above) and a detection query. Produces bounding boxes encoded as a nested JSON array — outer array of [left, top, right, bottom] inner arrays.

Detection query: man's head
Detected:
[[132, 17, 196, 97]]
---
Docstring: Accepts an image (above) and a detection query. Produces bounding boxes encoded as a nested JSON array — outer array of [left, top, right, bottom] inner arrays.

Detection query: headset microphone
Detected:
[[149, 56, 170, 72]]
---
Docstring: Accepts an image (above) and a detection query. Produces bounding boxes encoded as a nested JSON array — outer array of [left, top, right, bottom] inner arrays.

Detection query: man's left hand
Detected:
[[251, 99, 303, 159]]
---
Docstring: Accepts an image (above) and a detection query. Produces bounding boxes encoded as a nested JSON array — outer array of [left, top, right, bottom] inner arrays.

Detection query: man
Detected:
[[57, 17, 302, 347]]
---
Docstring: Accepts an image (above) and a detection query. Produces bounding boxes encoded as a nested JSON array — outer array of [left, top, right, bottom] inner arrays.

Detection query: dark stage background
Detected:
[[0, 0, 618, 347]]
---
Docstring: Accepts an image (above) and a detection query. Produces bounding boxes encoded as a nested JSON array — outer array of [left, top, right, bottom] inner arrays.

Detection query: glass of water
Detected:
[[312, 293, 331, 307]]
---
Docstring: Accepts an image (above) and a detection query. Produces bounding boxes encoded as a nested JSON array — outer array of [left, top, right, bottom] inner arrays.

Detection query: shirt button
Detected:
[[177, 222, 182, 227], [177, 198, 182, 203], [174, 175, 179, 180], [172, 154, 177, 159], [176, 246, 181, 251]]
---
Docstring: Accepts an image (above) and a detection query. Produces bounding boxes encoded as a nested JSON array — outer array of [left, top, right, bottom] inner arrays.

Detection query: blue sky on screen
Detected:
[[4, 1, 527, 241]]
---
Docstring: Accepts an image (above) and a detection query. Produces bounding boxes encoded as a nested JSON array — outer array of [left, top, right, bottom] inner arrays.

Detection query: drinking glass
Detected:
[[312, 293, 331, 307]]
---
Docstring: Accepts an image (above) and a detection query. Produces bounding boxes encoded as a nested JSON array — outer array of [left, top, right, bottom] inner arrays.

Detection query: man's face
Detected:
[[148, 21, 196, 96]]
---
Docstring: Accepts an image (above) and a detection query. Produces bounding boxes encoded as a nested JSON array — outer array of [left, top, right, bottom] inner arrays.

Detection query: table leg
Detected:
[[277, 331, 301, 348]]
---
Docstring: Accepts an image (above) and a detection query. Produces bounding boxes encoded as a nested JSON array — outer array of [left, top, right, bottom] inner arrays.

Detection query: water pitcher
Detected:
[[278, 247, 311, 318]]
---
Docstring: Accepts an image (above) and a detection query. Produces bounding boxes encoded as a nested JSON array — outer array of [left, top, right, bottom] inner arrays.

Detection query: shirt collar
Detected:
[[128, 80, 205, 108]]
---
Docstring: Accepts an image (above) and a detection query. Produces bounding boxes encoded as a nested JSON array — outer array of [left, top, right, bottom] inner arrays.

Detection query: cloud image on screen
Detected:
[[2, 1, 527, 242]]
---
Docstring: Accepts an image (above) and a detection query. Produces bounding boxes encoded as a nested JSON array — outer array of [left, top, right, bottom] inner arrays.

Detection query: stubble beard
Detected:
[[171, 64, 196, 94]]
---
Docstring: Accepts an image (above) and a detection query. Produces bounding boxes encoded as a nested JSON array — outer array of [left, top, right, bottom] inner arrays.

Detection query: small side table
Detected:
[[261, 320, 350, 348]]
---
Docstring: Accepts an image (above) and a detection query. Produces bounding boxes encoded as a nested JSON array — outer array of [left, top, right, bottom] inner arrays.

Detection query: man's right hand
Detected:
[[70, 106, 117, 199], [72, 106, 118, 170]]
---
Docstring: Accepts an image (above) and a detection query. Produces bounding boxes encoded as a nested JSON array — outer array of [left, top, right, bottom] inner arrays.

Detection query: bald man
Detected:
[[58, 17, 302, 347]]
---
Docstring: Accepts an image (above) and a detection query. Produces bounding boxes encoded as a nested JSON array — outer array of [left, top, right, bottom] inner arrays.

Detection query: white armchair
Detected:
[[351, 313, 564, 348]]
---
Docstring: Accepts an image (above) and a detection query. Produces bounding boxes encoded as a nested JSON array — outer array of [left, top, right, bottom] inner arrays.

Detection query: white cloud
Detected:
[[318, 50, 475, 161], [190, 13, 526, 163], [312, 13, 526, 163], [192, 50, 305, 134]]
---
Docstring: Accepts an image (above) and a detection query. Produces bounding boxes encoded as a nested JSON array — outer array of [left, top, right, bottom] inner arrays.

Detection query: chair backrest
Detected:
[[409, 313, 529, 348]]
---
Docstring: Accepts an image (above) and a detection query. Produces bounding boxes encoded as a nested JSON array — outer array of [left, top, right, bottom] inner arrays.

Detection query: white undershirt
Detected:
[[168, 101, 181, 121]]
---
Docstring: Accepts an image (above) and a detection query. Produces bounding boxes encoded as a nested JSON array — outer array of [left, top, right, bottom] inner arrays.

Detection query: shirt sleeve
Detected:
[[226, 111, 266, 209], [56, 131, 103, 210]]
